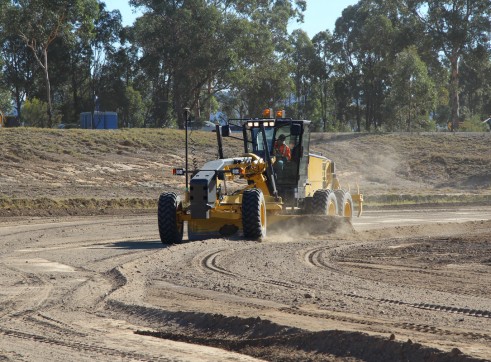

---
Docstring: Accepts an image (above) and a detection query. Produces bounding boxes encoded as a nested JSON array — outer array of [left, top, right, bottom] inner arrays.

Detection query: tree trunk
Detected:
[[42, 48, 52, 128], [449, 53, 460, 132], [407, 86, 412, 132], [321, 80, 327, 130], [365, 98, 370, 131], [173, 85, 185, 129], [15, 86, 22, 122], [356, 98, 361, 132], [204, 78, 212, 123], [71, 56, 79, 122]]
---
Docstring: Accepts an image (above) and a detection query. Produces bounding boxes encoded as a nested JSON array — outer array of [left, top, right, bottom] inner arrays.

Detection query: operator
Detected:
[[274, 134, 291, 161], [273, 134, 291, 174]]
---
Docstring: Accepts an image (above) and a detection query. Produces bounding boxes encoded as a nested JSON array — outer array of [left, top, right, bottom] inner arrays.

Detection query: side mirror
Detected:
[[291, 124, 301, 136], [221, 125, 231, 137]]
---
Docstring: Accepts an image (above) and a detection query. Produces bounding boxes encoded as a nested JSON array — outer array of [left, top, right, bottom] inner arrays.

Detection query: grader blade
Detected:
[[267, 215, 355, 236]]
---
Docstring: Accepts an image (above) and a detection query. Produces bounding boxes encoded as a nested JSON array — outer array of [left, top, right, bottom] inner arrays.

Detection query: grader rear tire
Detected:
[[242, 188, 267, 240], [334, 190, 353, 220], [312, 189, 338, 216], [158, 192, 184, 245]]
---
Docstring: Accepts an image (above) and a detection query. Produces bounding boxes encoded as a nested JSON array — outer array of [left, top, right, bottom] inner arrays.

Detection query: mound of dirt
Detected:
[[0, 129, 489, 214], [312, 132, 491, 196]]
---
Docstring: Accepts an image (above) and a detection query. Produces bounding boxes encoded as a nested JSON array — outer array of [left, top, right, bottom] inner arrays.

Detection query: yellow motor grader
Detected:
[[158, 110, 363, 244]]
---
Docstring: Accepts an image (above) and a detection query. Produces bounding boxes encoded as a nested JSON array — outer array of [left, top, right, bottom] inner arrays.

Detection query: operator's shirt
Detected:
[[274, 142, 291, 160]]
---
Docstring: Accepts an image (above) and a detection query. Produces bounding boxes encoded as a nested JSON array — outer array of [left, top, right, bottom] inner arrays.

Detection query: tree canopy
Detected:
[[0, 0, 489, 132]]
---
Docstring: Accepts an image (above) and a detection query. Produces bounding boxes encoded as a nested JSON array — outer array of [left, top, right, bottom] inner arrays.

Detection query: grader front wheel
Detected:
[[157, 192, 184, 245], [242, 188, 267, 240]]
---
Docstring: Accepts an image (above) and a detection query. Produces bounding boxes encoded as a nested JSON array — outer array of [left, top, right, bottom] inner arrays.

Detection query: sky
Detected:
[[103, 0, 359, 37]]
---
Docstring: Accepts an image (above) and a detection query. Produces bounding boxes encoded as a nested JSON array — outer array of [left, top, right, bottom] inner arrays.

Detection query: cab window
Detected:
[[251, 127, 274, 157]]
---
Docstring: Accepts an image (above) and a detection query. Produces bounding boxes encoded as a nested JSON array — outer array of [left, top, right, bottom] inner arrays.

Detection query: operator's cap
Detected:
[[278, 134, 286, 140]]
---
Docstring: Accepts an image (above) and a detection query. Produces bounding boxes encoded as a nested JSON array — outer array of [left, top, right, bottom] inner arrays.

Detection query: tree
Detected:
[[87, 4, 123, 115], [21, 97, 49, 126], [0, 34, 37, 119], [333, 2, 396, 131], [399, 0, 491, 130], [6, 0, 99, 127], [289, 30, 315, 119], [121, 85, 145, 127], [459, 46, 491, 119], [0, 88, 12, 114], [130, 0, 304, 126], [131, 0, 230, 127], [311, 30, 335, 130], [385, 46, 436, 131]]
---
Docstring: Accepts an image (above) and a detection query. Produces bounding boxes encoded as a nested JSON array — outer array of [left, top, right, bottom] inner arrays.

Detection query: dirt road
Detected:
[[1, 206, 490, 361]]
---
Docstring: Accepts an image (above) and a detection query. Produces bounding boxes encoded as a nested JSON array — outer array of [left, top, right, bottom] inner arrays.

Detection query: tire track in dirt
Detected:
[[0, 266, 52, 320], [180, 239, 490, 352], [329, 234, 491, 299], [191, 246, 491, 345], [1, 213, 490, 361], [0, 326, 171, 362], [0, 219, 169, 361], [199, 243, 491, 320], [280, 305, 491, 342], [305, 246, 491, 319], [58, 246, 162, 313], [393, 322, 491, 341], [200, 248, 307, 290]]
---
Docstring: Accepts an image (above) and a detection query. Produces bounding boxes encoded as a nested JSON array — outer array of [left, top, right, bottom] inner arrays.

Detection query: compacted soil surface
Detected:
[[0, 129, 490, 361], [0, 209, 490, 361]]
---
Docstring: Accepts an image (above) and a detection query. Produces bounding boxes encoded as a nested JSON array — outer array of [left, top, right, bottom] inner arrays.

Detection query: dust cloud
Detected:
[[266, 216, 355, 242]]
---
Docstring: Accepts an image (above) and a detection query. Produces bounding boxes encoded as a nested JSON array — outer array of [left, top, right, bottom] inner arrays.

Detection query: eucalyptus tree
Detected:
[[129, 0, 305, 127], [0, 57, 12, 111], [5, 0, 99, 127], [0, 2, 34, 118], [130, 0, 231, 127], [0, 0, 7, 34], [0, 30, 37, 118], [385, 46, 436, 131], [243, 58, 293, 116], [289, 29, 315, 120], [398, 0, 491, 130], [334, 2, 396, 131], [0, 90, 11, 114], [360, 13, 396, 130], [333, 0, 455, 131], [214, 18, 293, 120], [458, 46, 491, 119], [311, 30, 336, 130], [81, 3, 122, 116]]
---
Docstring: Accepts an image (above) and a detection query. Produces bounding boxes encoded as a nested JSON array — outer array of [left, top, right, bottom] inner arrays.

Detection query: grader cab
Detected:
[[157, 110, 363, 244]]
